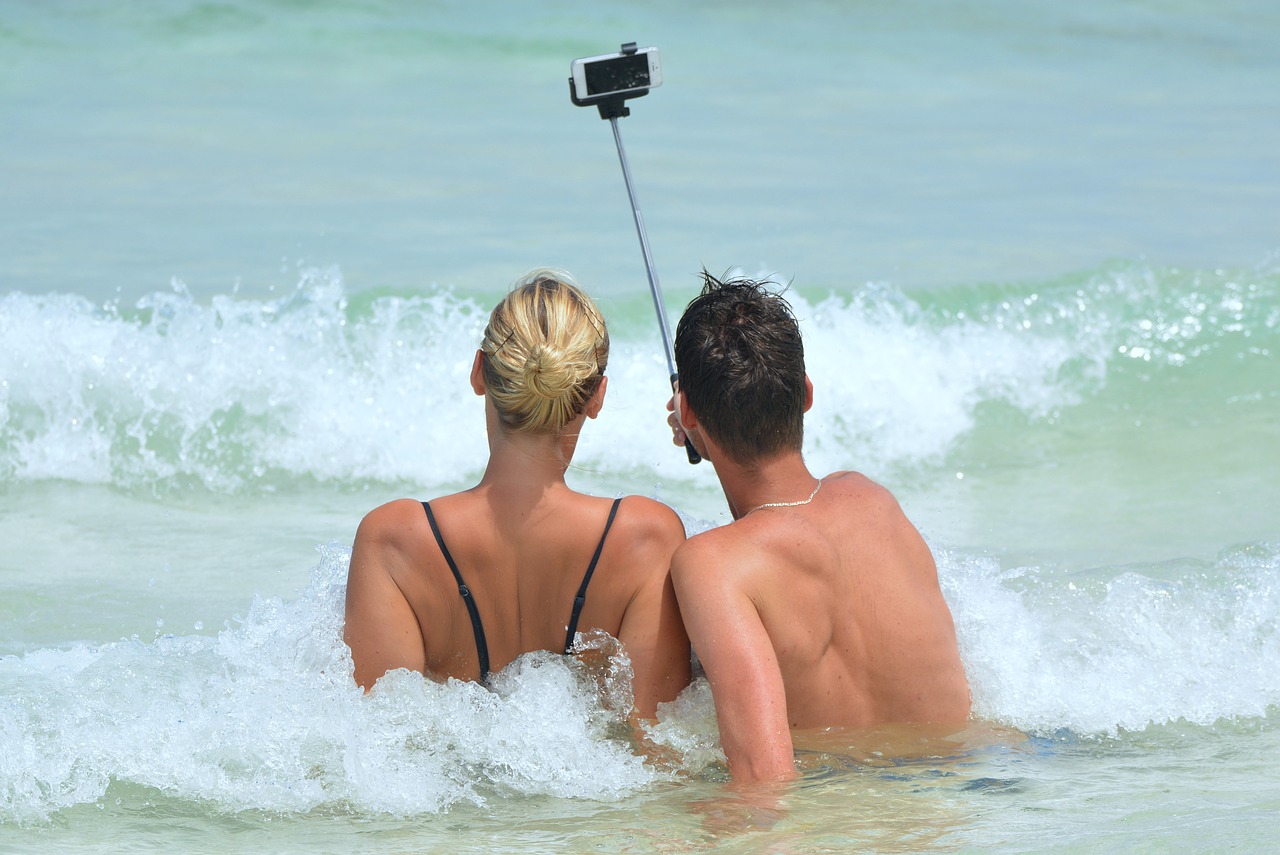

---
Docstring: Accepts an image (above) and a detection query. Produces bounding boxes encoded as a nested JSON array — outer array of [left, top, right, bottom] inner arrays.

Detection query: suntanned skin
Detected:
[[667, 379, 970, 783], [344, 352, 690, 719]]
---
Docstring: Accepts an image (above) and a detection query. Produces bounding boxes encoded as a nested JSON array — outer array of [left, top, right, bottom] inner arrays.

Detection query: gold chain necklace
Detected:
[[743, 479, 822, 516]]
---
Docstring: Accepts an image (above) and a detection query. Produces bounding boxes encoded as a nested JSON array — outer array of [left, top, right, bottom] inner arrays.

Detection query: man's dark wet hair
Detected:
[[674, 270, 805, 464]]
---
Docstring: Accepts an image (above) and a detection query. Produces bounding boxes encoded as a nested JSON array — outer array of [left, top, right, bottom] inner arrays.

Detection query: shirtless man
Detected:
[[666, 272, 970, 783]]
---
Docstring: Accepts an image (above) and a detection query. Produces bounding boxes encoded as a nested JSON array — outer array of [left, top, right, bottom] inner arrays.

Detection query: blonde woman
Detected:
[[343, 270, 690, 719]]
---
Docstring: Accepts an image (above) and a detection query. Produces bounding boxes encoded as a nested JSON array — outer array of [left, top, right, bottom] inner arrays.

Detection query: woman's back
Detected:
[[351, 487, 688, 715], [343, 270, 691, 718], [419, 489, 622, 681]]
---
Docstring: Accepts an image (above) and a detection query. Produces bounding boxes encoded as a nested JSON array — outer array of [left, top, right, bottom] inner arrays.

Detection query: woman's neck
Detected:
[[476, 404, 586, 503]]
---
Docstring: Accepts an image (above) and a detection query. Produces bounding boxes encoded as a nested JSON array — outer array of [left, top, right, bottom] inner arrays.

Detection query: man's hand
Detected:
[[665, 394, 687, 447], [690, 783, 791, 837]]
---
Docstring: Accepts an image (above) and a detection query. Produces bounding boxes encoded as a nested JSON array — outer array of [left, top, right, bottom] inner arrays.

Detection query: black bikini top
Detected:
[[422, 497, 622, 684]]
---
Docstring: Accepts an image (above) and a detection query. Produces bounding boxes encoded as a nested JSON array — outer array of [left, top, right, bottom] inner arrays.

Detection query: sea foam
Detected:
[[0, 544, 706, 824], [4, 534, 1278, 823], [942, 540, 1280, 735], [3, 262, 1276, 494]]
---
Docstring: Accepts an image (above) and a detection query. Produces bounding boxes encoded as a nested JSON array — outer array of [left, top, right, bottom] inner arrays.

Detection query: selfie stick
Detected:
[[570, 43, 701, 464]]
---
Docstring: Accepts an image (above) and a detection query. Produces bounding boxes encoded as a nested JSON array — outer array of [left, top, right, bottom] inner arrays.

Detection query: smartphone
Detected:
[[570, 46, 661, 102]]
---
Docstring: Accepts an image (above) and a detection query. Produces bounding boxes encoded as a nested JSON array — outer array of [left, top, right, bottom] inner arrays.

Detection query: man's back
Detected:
[[671, 470, 969, 780], [749, 471, 968, 727]]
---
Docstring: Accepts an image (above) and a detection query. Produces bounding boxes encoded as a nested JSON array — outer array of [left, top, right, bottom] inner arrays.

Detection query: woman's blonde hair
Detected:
[[480, 269, 609, 434]]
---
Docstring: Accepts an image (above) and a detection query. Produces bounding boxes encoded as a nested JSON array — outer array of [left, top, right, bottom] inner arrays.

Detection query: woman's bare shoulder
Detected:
[[591, 495, 686, 568], [354, 497, 429, 551], [614, 494, 686, 539]]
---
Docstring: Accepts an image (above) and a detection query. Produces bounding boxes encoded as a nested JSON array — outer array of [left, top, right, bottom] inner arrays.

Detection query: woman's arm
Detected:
[[344, 500, 427, 690], [615, 499, 692, 719]]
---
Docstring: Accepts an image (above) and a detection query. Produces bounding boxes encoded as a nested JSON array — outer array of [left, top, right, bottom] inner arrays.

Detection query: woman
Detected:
[[343, 270, 690, 719]]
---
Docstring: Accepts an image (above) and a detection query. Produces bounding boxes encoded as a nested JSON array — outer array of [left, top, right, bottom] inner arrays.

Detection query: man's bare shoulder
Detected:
[[825, 469, 896, 503], [826, 470, 917, 528], [824, 471, 936, 577], [669, 515, 764, 594]]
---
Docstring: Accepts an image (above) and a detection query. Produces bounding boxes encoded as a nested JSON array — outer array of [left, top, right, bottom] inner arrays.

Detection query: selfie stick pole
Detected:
[[571, 48, 700, 464], [608, 117, 701, 465], [608, 120, 676, 382]]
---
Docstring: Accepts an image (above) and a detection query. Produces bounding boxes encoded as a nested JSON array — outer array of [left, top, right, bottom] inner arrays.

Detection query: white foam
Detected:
[[0, 545, 706, 823], [5, 530, 1279, 823], [0, 270, 494, 491], [0, 267, 1115, 493], [940, 541, 1280, 735], [9, 262, 1276, 493], [798, 284, 1101, 475], [577, 279, 1113, 486]]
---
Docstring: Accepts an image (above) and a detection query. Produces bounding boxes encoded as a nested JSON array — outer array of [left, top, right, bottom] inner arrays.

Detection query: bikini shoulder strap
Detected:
[[422, 501, 490, 683], [563, 497, 623, 655]]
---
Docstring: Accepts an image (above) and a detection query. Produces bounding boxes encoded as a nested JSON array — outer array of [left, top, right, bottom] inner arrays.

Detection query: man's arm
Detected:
[[344, 501, 426, 690], [672, 538, 797, 783]]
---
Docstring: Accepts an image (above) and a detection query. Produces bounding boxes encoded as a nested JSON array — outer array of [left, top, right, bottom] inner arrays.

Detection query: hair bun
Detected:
[[522, 345, 578, 400]]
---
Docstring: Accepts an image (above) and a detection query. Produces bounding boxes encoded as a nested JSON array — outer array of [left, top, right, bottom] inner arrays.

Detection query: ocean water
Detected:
[[3, 1, 1278, 852]]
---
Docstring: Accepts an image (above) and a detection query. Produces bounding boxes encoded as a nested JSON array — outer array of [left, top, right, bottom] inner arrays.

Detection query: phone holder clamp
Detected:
[[568, 42, 649, 120]]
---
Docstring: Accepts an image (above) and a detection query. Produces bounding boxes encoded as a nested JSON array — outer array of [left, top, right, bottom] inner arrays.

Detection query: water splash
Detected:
[[0, 545, 702, 824], [1, 261, 1275, 493], [942, 540, 1280, 735]]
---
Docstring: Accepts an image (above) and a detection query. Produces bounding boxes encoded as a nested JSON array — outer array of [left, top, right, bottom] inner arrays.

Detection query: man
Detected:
[[666, 272, 970, 783]]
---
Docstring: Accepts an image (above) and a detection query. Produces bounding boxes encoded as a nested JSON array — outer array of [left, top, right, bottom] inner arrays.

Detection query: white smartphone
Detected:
[[570, 46, 662, 101]]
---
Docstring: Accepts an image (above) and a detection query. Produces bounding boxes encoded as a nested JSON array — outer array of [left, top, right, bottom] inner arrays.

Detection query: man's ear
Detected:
[[803, 374, 815, 413], [674, 387, 713, 462], [470, 350, 486, 396], [674, 387, 699, 430], [584, 375, 607, 419]]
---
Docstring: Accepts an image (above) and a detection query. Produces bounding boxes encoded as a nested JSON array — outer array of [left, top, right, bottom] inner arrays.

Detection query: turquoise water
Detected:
[[3, 1, 1279, 851]]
